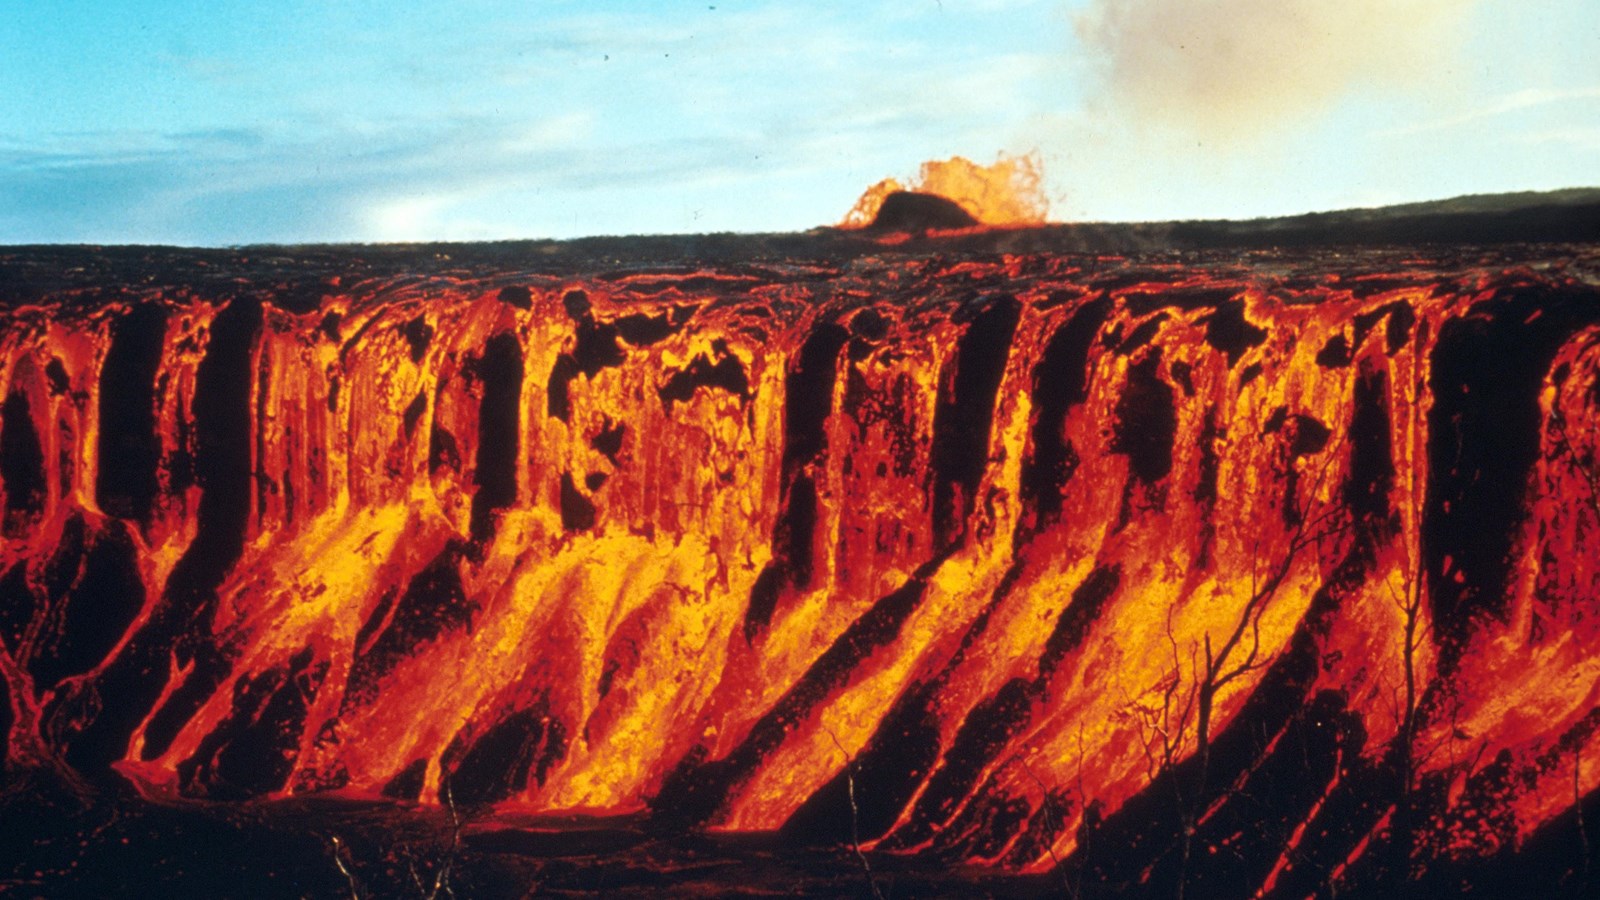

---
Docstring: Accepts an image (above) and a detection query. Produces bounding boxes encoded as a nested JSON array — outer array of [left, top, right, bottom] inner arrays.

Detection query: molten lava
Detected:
[[1, 241, 1598, 895], [841, 153, 1049, 229]]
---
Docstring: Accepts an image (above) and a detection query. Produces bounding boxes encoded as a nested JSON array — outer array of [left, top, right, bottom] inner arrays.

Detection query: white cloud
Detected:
[[1506, 127, 1600, 151], [1382, 86, 1600, 136]]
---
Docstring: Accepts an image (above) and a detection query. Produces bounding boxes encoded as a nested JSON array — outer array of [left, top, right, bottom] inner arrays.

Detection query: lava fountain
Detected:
[[840, 153, 1049, 230]]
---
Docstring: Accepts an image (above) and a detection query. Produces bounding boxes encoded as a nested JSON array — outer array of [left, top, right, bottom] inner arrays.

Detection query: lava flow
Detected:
[[1, 235, 1599, 896]]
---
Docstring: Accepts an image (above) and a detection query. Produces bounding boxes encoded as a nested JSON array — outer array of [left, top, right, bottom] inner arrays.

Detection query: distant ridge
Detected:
[[1278, 187, 1600, 221], [1144, 186, 1600, 252], [1, 188, 1597, 296]]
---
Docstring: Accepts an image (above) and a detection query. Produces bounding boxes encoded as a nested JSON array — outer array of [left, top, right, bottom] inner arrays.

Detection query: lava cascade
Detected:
[[1, 248, 1598, 894]]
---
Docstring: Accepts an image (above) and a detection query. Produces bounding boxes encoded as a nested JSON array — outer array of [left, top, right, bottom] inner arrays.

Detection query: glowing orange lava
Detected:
[[841, 153, 1049, 228], [2, 243, 1598, 895]]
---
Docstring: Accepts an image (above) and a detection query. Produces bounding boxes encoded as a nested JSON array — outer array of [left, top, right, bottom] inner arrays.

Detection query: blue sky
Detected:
[[1, 0, 1596, 244]]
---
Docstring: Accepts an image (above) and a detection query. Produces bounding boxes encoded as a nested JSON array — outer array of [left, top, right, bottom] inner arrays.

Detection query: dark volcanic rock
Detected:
[[868, 190, 979, 232]]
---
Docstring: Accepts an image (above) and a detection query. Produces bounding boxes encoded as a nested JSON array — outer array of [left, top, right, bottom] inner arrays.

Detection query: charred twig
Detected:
[[408, 776, 463, 899], [823, 726, 886, 900], [1169, 421, 1352, 900], [329, 835, 364, 900], [1074, 723, 1090, 900], [1010, 749, 1075, 900], [427, 777, 462, 900], [1382, 564, 1432, 880], [1551, 412, 1600, 531], [1578, 748, 1591, 889], [0, 647, 92, 803]]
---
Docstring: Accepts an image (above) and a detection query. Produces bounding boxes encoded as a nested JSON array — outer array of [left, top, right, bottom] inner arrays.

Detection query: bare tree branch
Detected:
[[1578, 747, 1591, 891], [329, 835, 364, 900], [1010, 749, 1077, 900], [1551, 411, 1600, 532], [823, 726, 886, 900]]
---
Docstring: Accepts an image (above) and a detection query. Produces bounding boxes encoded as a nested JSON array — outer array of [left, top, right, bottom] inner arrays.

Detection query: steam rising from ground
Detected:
[[1076, 0, 1477, 141]]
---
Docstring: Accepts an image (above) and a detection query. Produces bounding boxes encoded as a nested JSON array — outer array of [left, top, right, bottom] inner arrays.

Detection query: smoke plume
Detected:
[[1076, 0, 1477, 140]]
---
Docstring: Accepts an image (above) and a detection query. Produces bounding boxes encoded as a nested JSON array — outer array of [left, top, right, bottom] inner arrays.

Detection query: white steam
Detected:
[[1076, 0, 1478, 140]]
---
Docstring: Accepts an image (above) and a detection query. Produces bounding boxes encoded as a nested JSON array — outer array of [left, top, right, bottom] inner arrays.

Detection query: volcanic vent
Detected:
[[2, 220, 1600, 895], [864, 191, 980, 232], [842, 153, 1049, 230]]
